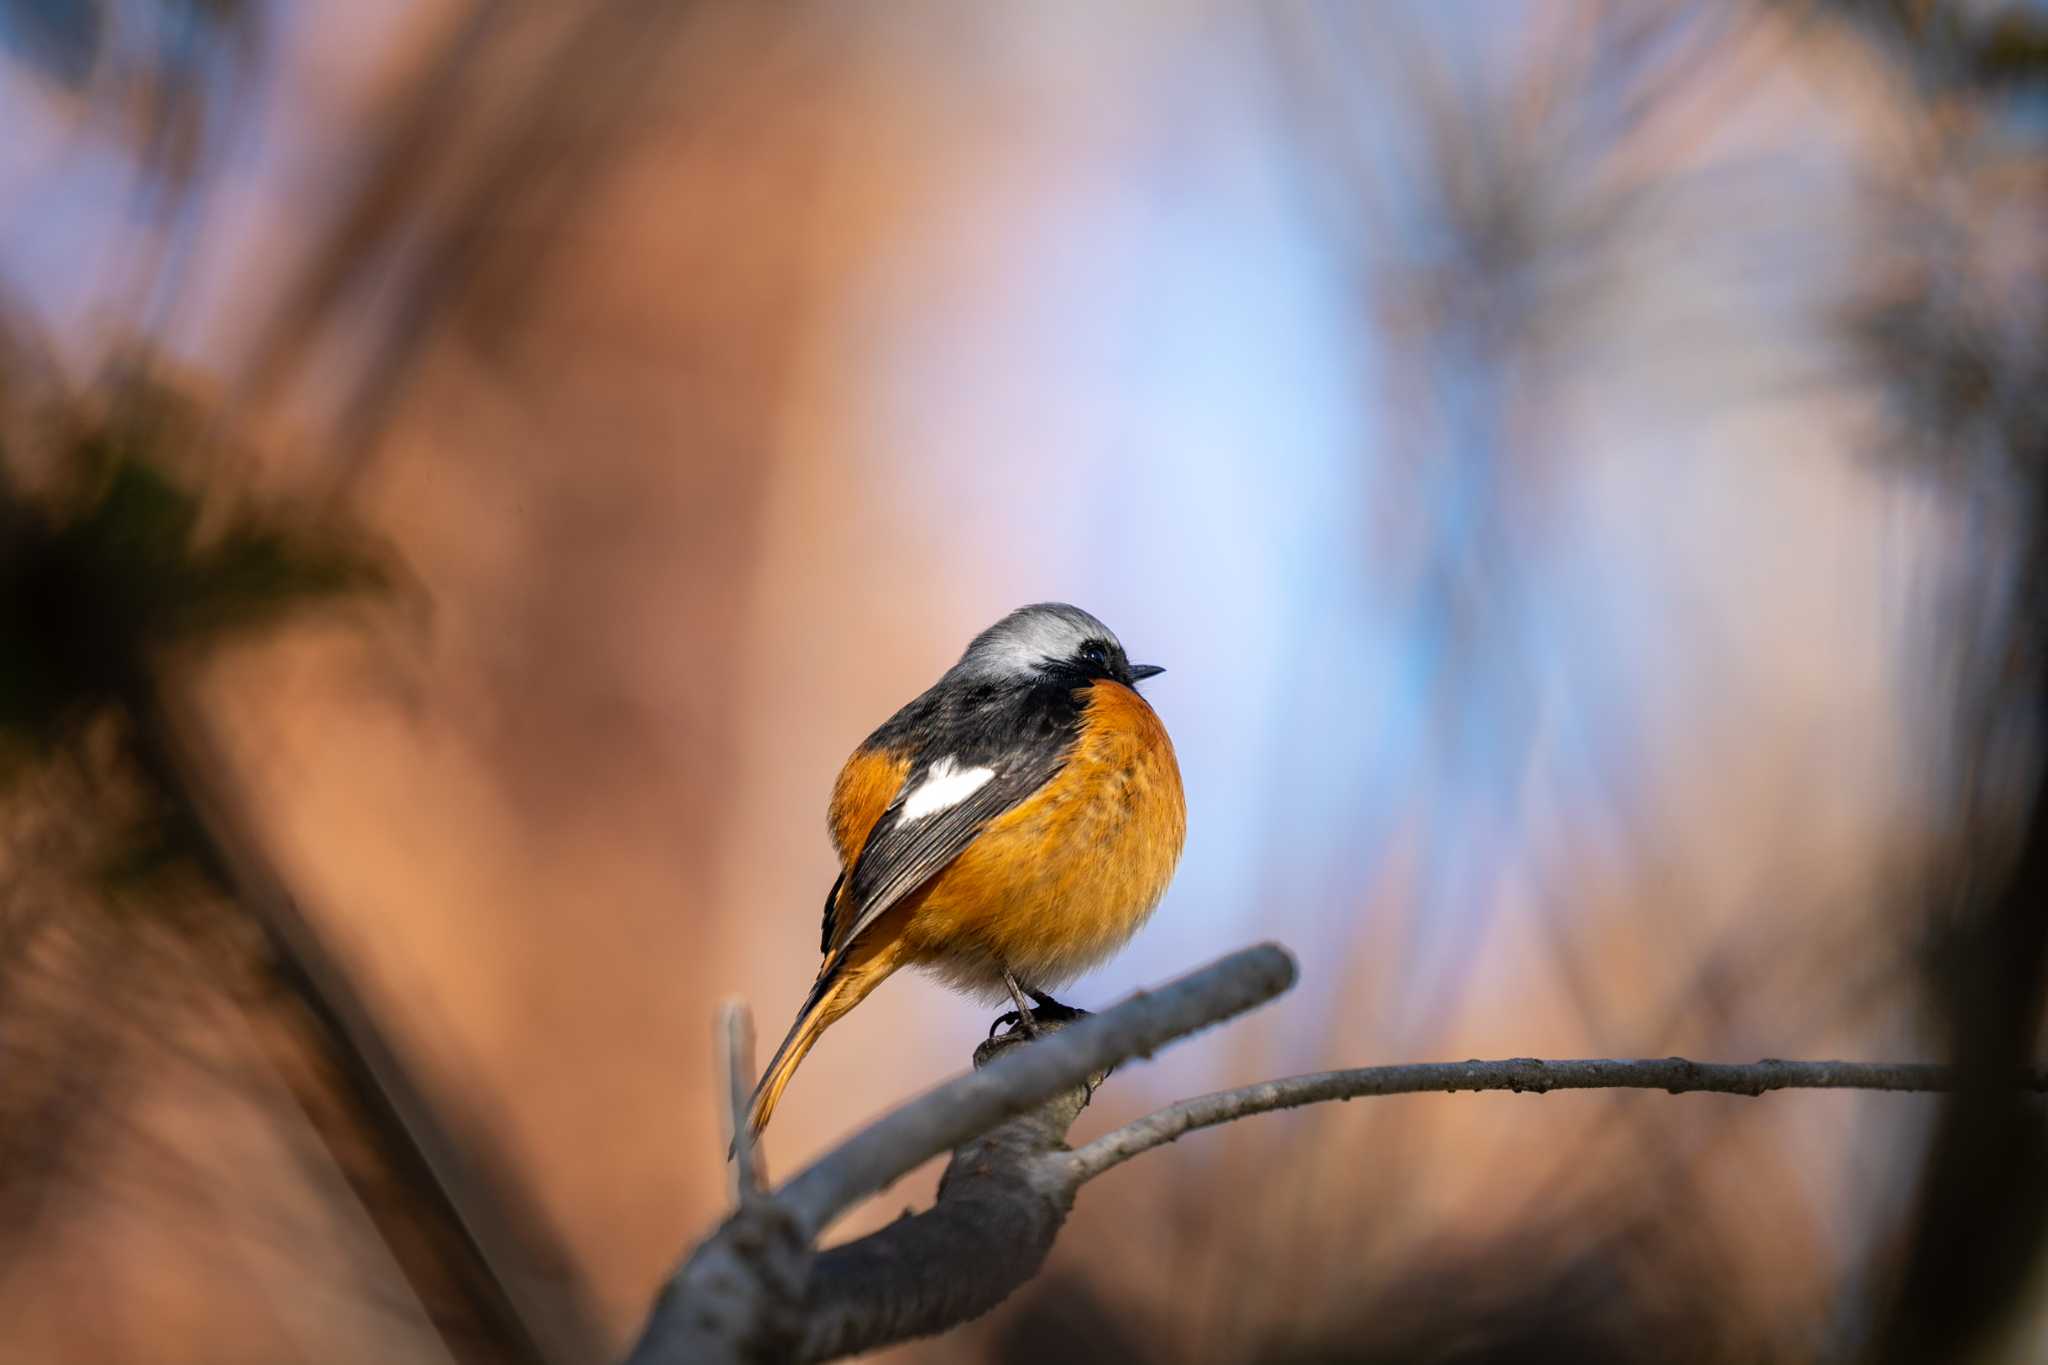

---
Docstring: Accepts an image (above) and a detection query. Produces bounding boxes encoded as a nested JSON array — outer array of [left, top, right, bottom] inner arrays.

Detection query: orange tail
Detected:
[[747, 935, 907, 1136]]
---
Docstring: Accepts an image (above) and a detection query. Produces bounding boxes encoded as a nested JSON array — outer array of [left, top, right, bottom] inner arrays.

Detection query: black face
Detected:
[[1061, 636, 1164, 688]]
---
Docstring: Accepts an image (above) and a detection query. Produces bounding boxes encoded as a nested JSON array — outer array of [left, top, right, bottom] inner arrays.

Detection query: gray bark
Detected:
[[625, 943, 2048, 1365]]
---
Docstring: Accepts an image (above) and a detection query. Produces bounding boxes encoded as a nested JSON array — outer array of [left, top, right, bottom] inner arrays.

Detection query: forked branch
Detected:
[[626, 944, 2048, 1365]]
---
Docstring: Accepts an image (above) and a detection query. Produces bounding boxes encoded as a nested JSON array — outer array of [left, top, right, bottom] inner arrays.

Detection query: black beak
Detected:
[[1127, 663, 1165, 682]]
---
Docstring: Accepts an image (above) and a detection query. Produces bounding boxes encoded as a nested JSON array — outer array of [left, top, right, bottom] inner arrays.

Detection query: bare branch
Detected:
[[774, 942, 1299, 1239], [624, 943, 1299, 1365], [720, 1002, 761, 1205], [1064, 1056, 2048, 1182], [792, 1031, 1092, 1363], [629, 943, 2048, 1364]]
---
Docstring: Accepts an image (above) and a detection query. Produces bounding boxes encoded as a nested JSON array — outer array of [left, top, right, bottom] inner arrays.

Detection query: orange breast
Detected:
[[900, 680, 1186, 999]]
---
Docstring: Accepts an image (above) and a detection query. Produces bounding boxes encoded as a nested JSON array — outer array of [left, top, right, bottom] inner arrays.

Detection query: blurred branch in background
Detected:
[[1266, 0, 1782, 1030], [0, 360, 607, 1361], [3, 0, 758, 1358], [1819, 2, 2048, 1360], [239, 0, 702, 495], [1227, 9, 1865, 1359], [0, 0, 264, 344]]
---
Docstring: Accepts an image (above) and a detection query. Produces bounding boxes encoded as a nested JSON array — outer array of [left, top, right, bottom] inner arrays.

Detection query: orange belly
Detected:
[[893, 680, 1186, 999]]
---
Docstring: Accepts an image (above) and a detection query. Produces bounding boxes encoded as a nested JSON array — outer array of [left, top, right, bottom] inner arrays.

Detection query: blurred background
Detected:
[[1, 1, 2044, 1361]]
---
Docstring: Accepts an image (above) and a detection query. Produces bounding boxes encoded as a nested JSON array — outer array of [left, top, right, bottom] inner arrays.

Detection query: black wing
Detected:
[[823, 748, 1066, 962], [818, 872, 845, 954]]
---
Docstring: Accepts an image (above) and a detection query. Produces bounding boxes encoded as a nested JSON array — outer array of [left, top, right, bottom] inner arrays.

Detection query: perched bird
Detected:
[[747, 602, 1186, 1137]]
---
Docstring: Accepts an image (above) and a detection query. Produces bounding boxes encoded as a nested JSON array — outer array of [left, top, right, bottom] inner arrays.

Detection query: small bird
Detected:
[[746, 602, 1186, 1137]]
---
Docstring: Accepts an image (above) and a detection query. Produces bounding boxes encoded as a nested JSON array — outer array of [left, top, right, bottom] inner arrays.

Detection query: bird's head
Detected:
[[953, 602, 1164, 689]]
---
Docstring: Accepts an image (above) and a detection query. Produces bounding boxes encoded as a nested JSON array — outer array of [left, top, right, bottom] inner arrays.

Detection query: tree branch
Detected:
[[719, 1001, 761, 1205], [775, 942, 1299, 1239], [1062, 1056, 2048, 1182], [624, 943, 1299, 1365], [626, 945, 2048, 1365], [793, 1033, 1092, 1363]]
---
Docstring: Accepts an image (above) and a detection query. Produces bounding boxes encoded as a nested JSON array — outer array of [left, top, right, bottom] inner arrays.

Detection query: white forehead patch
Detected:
[[899, 757, 996, 822], [957, 602, 1118, 680]]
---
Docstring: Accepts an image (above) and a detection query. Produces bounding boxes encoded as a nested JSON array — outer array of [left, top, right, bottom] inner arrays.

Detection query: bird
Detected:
[[745, 602, 1186, 1138]]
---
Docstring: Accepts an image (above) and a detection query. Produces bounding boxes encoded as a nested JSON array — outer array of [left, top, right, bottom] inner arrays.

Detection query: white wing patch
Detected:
[[899, 757, 996, 823]]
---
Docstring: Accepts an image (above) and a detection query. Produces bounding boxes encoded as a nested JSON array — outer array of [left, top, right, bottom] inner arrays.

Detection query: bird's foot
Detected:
[[988, 994, 1092, 1039], [988, 1007, 1046, 1039]]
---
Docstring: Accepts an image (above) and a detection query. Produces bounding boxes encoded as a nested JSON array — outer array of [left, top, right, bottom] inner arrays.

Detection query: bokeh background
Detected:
[[2, 1, 2045, 1361]]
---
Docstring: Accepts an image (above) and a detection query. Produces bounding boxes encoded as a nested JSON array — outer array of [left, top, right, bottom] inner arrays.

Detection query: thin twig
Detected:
[[775, 943, 1298, 1238], [720, 1001, 761, 1204], [1063, 1056, 2048, 1181]]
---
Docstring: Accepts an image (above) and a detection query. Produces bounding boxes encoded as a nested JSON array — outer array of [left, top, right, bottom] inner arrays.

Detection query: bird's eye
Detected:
[[1079, 642, 1110, 670]]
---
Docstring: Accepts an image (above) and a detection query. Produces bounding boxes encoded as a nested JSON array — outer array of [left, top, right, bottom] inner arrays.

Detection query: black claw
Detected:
[[988, 995, 1094, 1040], [1025, 991, 1088, 1025]]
